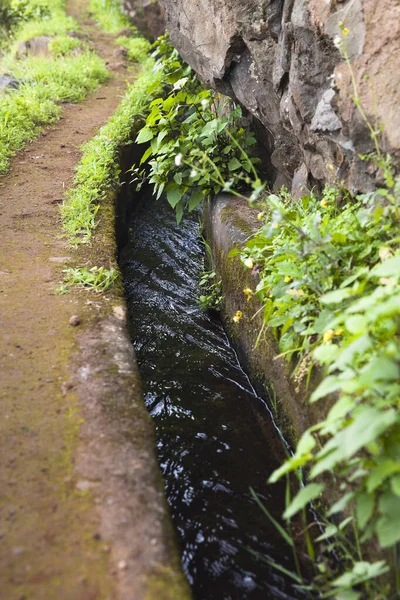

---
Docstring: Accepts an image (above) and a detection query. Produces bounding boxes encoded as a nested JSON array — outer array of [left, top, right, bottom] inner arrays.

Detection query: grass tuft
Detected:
[[0, 0, 110, 175], [89, 0, 130, 33], [61, 56, 164, 244], [0, 52, 109, 174]]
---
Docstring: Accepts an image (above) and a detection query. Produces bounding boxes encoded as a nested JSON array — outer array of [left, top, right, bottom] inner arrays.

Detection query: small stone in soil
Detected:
[[69, 315, 80, 326]]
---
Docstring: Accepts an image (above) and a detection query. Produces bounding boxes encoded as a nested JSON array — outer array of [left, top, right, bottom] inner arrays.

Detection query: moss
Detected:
[[144, 564, 191, 600], [220, 204, 254, 236]]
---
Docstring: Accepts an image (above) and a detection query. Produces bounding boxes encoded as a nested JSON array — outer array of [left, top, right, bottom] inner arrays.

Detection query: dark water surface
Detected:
[[119, 196, 306, 600]]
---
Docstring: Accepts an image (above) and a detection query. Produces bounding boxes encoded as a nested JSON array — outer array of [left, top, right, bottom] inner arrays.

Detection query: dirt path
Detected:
[[0, 3, 189, 600]]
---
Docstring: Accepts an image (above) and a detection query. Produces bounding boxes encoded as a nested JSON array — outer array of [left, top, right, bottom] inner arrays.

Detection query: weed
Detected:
[[198, 270, 223, 312], [62, 266, 118, 293]]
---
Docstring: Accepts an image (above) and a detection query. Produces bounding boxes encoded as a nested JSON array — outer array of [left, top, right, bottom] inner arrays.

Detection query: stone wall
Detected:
[[157, 0, 400, 195]]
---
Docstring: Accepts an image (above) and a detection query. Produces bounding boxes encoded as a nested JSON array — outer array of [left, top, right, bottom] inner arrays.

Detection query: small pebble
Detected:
[[69, 315, 80, 326], [118, 560, 127, 570], [75, 480, 93, 491]]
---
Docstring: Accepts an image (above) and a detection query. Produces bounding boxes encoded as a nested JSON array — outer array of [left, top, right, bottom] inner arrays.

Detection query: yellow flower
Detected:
[[284, 276, 291, 283], [323, 329, 335, 343], [335, 328, 343, 336], [342, 28, 349, 35], [257, 211, 265, 221], [273, 223, 279, 229], [244, 257, 254, 269], [243, 288, 253, 301], [232, 310, 243, 323], [320, 200, 328, 208]]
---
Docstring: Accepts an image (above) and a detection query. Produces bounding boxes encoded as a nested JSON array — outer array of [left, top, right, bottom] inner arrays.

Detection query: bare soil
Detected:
[[0, 3, 189, 599]]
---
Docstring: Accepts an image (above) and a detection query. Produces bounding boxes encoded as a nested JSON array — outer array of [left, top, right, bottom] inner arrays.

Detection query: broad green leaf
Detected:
[[313, 343, 340, 365], [333, 334, 371, 370], [228, 157, 242, 171], [391, 475, 400, 496], [156, 129, 169, 149], [279, 331, 294, 354], [356, 492, 374, 529], [309, 375, 340, 403], [175, 199, 185, 225], [315, 523, 338, 542], [166, 185, 183, 208], [269, 452, 311, 483], [283, 483, 324, 519], [345, 315, 367, 334], [366, 460, 400, 493], [173, 76, 188, 90], [188, 189, 204, 211], [331, 561, 389, 588], [311, 407, 398, 478], [139, 145, 153, 165], [335, 591, 361, 600], [136, 127, 154, 144], [320, 288, 353, 305], [358, 357, 399, 386], [376, 492, 400, 546], [328, 492, 354, 516], [340, 267, 369, 289], [173, 172, 183, 185], [296, 430, 316, 455], [313, 309, 336, 334], [370, 255, 400, 278]]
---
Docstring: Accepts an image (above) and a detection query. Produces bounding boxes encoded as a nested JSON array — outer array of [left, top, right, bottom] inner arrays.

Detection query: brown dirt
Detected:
[[0, 2, 190, 600]]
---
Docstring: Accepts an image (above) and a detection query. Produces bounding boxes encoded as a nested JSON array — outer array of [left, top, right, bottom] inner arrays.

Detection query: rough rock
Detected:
[[16, 36, 54, 58], [0, 74, 20, 94], [123, 0, 165, 40], [157, 0, 400, 193]]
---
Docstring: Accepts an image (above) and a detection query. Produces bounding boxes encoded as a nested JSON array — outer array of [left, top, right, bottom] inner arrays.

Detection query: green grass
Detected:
[[62, 55, 164, 244], [89, 0, 130, 33], [0, 51, 109, 174], [116, 35, 151, 63], [0, 0, 110, 174]]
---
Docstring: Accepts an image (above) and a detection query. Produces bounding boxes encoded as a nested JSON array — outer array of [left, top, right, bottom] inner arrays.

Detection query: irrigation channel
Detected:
[[119, 193, 308, 600]]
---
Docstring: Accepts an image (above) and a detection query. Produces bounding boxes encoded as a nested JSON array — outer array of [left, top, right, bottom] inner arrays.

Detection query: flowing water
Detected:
[[119, 194, 307, 600]]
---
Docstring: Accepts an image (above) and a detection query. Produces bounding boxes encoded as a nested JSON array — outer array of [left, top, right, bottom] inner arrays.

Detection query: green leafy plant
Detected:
[[235, 158, 400, 596], [134, 35, 260, 223], [198, 270, 223, 312], [62, 266, 118, 292]]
